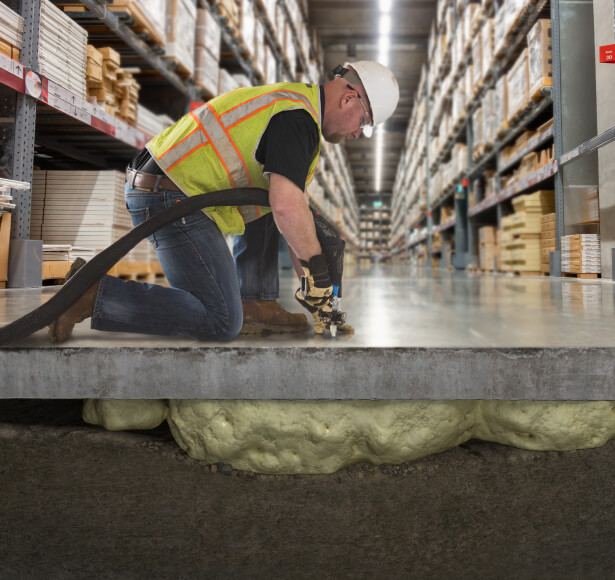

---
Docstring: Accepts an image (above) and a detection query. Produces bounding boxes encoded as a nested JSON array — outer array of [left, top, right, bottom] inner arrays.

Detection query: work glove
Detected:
[[295, 254, 333, 316]]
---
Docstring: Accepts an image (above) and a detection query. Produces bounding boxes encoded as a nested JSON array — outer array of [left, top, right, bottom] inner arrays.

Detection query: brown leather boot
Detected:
[[48, 258, 99, 343], [240, 300, 309, 334]]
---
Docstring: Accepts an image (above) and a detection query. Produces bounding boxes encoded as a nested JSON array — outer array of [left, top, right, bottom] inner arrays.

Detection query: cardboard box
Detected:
[[239, 0, 255, 58], [481, 18, 494, 79], [165, 0, 196, 76], [507, 48, 529, 121], [196, 8, 221, 61], [479, 225, 497, 245], [528, 19, 552, 99], [194, 46, 219, 96]]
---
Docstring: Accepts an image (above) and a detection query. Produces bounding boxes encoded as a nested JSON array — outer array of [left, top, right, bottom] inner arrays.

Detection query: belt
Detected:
[[126, 168, 180, 191]]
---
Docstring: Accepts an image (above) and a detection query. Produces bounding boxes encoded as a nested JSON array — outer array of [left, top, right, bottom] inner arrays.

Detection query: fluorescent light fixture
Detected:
[[379, 14, 391, 36], [378, 52, 389, 67], [378, 35, 390, 52], [379, 0, 392, 13], [375, 128, 384, 192]]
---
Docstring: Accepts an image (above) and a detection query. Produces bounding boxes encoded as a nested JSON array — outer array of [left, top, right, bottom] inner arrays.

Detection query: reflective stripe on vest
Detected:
[[147, 83, 322, 235]]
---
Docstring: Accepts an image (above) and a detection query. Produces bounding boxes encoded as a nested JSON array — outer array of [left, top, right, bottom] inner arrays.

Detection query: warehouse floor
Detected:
[[2, 262, 615, 349], [3, 263, 615, 399]]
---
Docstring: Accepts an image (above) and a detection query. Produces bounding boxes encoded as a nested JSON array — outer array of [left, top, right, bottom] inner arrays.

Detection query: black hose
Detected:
[[0, 187, 270, 346]]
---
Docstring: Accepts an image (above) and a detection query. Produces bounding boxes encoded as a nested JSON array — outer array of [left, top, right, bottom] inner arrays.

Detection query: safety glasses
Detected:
[[348, 84, 374, 137]]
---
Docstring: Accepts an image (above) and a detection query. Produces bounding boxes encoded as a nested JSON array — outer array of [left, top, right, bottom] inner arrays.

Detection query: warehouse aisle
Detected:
[[2, 264, 615, 349]]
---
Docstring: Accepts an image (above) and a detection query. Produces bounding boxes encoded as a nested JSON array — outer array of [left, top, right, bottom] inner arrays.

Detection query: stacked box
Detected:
[[239, 0, 255, 59], [218, 0, 239, 32], [107, 0, 166, 48], [494, 75, 508, 134], [493, 2, 508, 57], [561, 234, 601, 274], [164, 0, 196, 77], [541, 213, 556, 273], [87, 46, 119, 112], [471, 35, 482, 90], [136, 103, 174, 137], [481, 89, 495, 146], [253, 16, 265, 79], [39, 0, 88, 99], [195, 8, 220, 96], [510, 190, 555, 234], [0, 2, 23, 60], [481, 18, 494, 80], [218, 67, 239, 94], [528, 19, 552, 100], [500, 214, 515, 271], [196, 8, 220, 61], [507, 48, 529, 121], [479, 226, 497, 270], [472, 106, 483, 158], [580, 186, 599, 224]]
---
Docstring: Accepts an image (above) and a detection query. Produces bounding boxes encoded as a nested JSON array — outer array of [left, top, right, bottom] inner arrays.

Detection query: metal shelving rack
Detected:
[[391, 0, 557, 271], [1, 0, 360, 285]]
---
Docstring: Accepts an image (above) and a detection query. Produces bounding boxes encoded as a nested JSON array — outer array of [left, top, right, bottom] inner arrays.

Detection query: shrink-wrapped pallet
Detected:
[[194, 46, 219, 96], [131, 0, 166, 47], [285, 21, 296, 79], [481, 89, 495, 146], [218, 67, 239, 94], [136, 103, 174, 137], [528, 19, 552, 100], [253, 16, 265, 79], [196, 8, 220, 61], [265, 44, 277, 84], [239, 0, 255, 58], [506, 48, 529, 121], [164, 0, 196, 77], [218, 0, 238, 32], [463, 3, 478, 52], [494, 75, 508, 134], [561, 234, 601, 274], [472, 106, 483, 158], [481, 18, 494, 80], [471, 35, 482, 89], [494, 3, 508, 57]]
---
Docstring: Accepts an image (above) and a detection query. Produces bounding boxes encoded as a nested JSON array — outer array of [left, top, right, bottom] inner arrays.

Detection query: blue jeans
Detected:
[[91, 183, 249, 341]]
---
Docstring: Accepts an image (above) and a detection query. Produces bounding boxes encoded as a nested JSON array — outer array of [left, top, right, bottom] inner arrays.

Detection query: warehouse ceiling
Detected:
[[308, 0, 437, 205]]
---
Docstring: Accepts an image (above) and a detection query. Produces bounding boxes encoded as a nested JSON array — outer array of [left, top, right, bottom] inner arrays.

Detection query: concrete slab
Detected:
[[2, 264, 615, 399]]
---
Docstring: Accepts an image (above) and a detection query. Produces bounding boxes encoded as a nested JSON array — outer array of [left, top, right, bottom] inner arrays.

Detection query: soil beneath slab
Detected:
[[0, 400, 614, 579]]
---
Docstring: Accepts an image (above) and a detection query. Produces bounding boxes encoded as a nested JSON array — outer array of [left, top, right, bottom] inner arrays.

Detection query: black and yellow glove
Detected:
[[295, 254, 333, 315]]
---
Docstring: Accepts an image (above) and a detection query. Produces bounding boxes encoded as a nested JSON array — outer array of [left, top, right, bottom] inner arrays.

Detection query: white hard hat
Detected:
[[344, 60, 400, 129]]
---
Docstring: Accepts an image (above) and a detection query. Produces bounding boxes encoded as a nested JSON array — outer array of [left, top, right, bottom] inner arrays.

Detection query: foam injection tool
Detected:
[[0, 188, 347, 345]]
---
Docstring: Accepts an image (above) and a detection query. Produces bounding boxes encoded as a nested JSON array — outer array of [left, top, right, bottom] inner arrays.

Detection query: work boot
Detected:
[[240, 300, 309, 334], [48, 258, 99, 343]]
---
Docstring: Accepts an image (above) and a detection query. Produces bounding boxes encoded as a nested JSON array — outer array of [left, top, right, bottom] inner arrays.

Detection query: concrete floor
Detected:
[[2, 264, 615, 399]]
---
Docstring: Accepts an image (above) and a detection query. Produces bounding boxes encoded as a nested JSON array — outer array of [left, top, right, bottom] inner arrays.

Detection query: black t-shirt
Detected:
[[130, 88, 322, 192], [255, 108, 320, 191]]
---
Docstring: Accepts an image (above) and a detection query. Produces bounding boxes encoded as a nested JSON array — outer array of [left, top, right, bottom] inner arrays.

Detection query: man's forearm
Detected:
[[269, 173, 321, 261]]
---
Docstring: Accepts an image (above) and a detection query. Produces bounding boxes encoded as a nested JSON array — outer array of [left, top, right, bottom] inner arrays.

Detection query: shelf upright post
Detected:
[[7, 0, 43, 287], [550, 0, 563, 277], [464, 116, 474, 268], [424, 76, 432, 267]]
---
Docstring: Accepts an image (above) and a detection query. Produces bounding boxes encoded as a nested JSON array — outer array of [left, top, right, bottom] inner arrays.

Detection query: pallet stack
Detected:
[[39, 0, 88, 99], [528, 19, 552, 100], [195, 8, 221, 97], [540, 213, 555, 274], [107, 0, 166, 48], [478, 226, 498, 271], [561, 234, 601, 277], [0, 2, 22, 61], [164, 0, 196, 78], [502, 190, 554, 274]]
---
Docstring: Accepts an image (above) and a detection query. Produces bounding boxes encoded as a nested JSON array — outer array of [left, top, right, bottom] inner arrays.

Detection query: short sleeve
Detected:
[[255, 109, 320, 191]]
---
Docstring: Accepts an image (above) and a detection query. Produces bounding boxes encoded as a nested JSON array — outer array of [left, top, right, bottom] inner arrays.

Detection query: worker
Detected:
[[48, 61, 399, 343]]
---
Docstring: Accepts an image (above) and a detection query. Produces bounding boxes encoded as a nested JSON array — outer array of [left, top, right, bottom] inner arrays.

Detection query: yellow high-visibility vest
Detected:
[[147, 82, 322, 235]]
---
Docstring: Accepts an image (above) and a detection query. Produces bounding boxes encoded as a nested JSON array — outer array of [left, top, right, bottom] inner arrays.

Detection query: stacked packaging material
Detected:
[[541, 213, 556, 274], [136, 103, 174, 138], [132, 0, 166, 48], [561, 234, 601, 275], [195, 8, 220, 96], [42, 245, 96, 262], [39, 0, 88, 99], [164, 0, 196, 77], [507, 48, 529, 121], [479, 226, 498, 271], [528, 19, 552, 100], [31, 170, 131, 252], [0, 2, 23, 60]]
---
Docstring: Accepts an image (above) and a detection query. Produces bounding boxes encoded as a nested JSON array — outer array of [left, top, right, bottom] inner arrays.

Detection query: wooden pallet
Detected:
[[563, 272, 601, 279], [162, 54, 193, 79], [513, 271, 542, 277], [41, 261, 166, 284], [107, 1, 165, 47]]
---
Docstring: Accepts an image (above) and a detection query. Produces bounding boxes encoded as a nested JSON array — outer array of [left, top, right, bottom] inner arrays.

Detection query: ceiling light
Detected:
[[379, 14, 391, 36], [379, 0, 392, 13], [378, 36, 390, 52]]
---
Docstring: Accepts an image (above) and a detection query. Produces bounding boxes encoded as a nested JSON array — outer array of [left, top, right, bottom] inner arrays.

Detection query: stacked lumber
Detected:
[[163, 0, 196, 77], [561, 234, 601, 277], [31, 170, 131, 252], [39, 0, 88, 99], [0, 2, 23, 61], [136, 104, 174, 138], [501, 190, 554, 274], [195, 8, 220, 97], [86, 46, 140, 126]]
